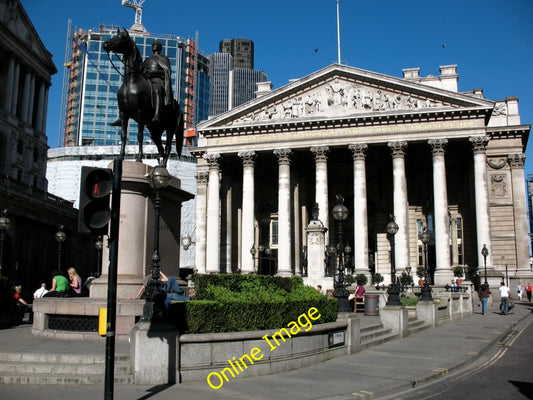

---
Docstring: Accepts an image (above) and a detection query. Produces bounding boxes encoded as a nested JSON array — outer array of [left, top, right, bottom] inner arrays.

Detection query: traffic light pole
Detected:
[[104, 159, 122, 400]]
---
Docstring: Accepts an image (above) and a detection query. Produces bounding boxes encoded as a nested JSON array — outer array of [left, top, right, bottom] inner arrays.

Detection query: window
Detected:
[[456, 217, 463, 265]]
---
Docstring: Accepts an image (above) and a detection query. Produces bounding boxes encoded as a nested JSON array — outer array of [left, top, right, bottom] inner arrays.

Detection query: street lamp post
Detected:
[[95, 236, 103, 276], [386, 214, 402, 306], [0, 209, 11, 277], [481, 244, 489, 286], [55, 225, 66, 272], [143, 165, 170, 322], [332, 195, 350, 312], [419, 227, 433, 301]]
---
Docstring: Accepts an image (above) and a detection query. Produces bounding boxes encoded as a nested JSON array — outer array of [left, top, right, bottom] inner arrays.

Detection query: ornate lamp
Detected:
[[332, 195, 350, 312], [143, 165, 170, 322], [386, 215, 401, 306], [419, 227, 433, 301]]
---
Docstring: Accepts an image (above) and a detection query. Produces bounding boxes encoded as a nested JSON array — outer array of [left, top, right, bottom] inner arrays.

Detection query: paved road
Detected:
[[0, 303, 531, 400], [381, 308, 533, 400]]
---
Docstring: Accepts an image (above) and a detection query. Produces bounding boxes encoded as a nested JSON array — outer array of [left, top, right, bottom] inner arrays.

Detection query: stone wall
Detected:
[[178, 320, 351, 382]]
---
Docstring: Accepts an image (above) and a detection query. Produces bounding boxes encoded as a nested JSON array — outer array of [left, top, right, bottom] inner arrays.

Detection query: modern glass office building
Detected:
[[62, 25, 210, 148], [208, 41, 268, 117]]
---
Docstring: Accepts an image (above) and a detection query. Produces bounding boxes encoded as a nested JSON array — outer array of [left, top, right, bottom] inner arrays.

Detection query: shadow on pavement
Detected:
[[136, 384, 175, 400]]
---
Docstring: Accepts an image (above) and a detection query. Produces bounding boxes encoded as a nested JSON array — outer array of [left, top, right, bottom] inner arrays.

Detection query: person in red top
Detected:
[[526, 282, 532, 302], [13, 285, 32, 324]]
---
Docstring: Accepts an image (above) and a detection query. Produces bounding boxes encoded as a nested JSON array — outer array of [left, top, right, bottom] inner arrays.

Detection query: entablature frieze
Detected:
[[198, 118, 487, 154]]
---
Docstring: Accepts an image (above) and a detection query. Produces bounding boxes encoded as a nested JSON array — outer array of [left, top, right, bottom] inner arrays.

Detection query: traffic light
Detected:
[[78, 166, 113, 235]]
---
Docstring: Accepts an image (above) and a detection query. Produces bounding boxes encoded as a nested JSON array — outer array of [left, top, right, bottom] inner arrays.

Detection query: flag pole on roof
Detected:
[[336, 0, 342, 64]]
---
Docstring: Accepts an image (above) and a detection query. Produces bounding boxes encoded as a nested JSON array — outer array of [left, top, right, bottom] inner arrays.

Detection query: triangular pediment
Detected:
[[0, 1, 57, 75], [199, 64, 493, 132]]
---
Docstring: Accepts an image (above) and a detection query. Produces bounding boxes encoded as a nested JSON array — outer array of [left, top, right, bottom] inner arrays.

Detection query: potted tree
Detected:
[[399, 271, 413, 288], [416, 266, 426, 286], [354, 273, 368, 286], [373, 272, 384, 289], [453, 266, 464, 284]]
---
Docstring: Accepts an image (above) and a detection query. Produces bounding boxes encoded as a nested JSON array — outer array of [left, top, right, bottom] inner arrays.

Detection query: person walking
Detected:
[[478, 284, 491, 315], [526, 282, 532, 302], [516, 282, 523, 301], [499, 281, 511, 315]]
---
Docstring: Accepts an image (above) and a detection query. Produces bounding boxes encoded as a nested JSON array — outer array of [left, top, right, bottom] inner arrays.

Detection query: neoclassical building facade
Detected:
[[192, 64, 530, 286]]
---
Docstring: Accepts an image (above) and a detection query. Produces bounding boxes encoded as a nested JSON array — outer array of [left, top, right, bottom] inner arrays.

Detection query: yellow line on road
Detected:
[[352, 391, 374, 398], [431, 367, 449, 375]]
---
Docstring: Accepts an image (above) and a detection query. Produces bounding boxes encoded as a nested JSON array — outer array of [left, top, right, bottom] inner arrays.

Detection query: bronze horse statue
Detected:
[[103, 28, 184, 167]]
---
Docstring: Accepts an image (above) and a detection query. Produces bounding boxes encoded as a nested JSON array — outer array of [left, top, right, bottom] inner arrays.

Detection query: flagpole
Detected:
[[337, 0, 342, 64]]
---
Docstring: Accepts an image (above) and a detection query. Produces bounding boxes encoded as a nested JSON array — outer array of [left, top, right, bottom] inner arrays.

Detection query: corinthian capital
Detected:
[[238, 151, 256, 168], [348, 143, 368, 161], [274, 148, 292, 165], [428, 138, 448, 157], [203, 152, 221, 169], [469, 135, 489, 154], [310, 146, 330, 163], [508, 153, 526, 169], [388, 141, 407, 158]]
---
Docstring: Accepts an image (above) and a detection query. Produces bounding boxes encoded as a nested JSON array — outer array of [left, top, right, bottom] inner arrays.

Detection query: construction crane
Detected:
[[122, 0, 146, 26]]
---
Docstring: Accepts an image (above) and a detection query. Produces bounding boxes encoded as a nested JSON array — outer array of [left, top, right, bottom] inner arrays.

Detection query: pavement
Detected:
[[0, 301, 532, 400]]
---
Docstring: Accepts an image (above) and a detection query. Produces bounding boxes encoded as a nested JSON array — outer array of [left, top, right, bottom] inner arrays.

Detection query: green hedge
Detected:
[[168, 274, 338, 333]]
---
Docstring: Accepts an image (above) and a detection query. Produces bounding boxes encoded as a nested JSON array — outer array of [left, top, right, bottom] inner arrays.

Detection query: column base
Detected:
[[276, 270, 293, 277], [433, 269, 453, 285]]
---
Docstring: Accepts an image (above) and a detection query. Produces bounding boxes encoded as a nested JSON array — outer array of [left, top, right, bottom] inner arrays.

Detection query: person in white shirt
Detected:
[[499, 282, 511, 315], [33, 283, 48, 299]]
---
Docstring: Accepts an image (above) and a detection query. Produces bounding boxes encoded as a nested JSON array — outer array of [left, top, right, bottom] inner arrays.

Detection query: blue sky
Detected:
[[22, 0, 533, 172]]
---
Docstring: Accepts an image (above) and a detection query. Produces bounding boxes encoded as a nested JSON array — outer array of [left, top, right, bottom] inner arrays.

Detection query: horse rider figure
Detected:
[[143, 40, 173, 124], [112, 40, 173, 127]]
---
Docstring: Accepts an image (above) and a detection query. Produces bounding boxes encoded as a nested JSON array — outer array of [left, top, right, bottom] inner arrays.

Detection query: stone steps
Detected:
[[360, 323, 401, 349], [408, 318, 432, 335], [0, 352, 132, 385]]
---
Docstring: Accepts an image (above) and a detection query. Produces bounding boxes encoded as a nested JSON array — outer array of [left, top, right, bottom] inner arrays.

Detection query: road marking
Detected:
[[431, 367, 449, 376], [352, 391, 374, 398], [467, 351, 479, 355]]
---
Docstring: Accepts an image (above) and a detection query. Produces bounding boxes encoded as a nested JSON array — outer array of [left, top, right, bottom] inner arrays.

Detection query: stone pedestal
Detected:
[[131, 321, 178, 384], [90, 161, 194, 299], [304, 220, 327, 289], [416, 301, 438, 327], [336, 312, 361, 354], [380, 305, 408, 337]]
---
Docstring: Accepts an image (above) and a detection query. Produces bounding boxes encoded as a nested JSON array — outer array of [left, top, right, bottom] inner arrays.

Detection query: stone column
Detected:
[[388, 141, 409, 276], [21, 70, 31, 123], [195, 171, 209, 274], [204, 153, 221, 273], [35, 81, 46, 132], [349, 143, 370, 278], [41, 86, 50, 133], [429, 138, 452, 284], [508, 153, 530, 273], [274, 148, 292, 276], [27, 72, 36, 125], [310, 146, 329, 244], [469, 136, 493, 269], [3, 56, 15, 112], [239, 151, 256, 274], [11, 61, 20, 115]]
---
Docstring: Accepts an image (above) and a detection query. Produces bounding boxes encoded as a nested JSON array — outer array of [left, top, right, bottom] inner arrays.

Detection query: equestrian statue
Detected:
[[103, 28, 184, 167]]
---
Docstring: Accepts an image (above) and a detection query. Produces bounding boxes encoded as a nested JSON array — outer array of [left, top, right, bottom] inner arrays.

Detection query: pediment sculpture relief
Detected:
[[230, 79, 451, 125]]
